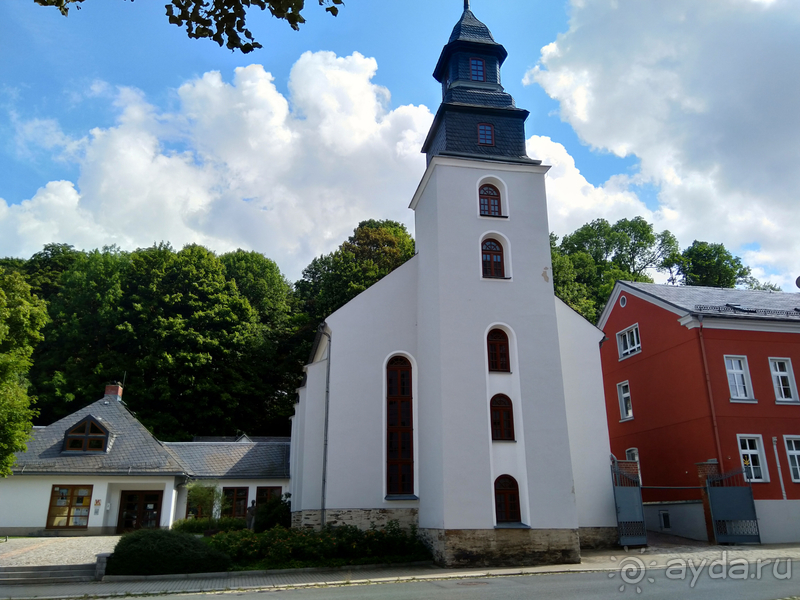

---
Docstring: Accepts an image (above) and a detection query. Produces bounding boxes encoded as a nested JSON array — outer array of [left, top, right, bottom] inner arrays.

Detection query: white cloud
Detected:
[[526, 0, 800, 289], [0, 52, 432, 281]]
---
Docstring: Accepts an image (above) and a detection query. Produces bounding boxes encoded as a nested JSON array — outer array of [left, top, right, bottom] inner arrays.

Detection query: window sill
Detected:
[[492, 439, 517, 443], [479, 215, 508, 219], [619, 417, 634, 423], [618, 350, 642, 361], [729, 398, 758, 404], [385, 494, 419, 501], [495, 522, 530, 529], [483, 276, 512, 281], [488, 370, 513, 374], [775, 400, 800, 405]]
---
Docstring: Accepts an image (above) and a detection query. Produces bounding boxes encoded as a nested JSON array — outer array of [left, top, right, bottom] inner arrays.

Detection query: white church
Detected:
[[290, 2, 618, 567]]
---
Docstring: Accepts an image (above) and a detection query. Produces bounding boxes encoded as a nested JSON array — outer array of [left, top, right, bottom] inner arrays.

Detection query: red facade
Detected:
[[600, 283, 800, 503]]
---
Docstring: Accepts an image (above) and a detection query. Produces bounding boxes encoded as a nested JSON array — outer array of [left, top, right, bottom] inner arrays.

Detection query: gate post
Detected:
[[696, 460, 719, 545]]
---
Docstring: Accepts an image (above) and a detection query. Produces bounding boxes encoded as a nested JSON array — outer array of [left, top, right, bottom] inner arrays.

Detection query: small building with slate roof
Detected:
[[598, 281, 800, 544], [0, 385, 289, 535]]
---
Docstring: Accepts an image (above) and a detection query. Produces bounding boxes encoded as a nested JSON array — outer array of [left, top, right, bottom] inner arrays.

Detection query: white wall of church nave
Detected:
[[414, 161, 579, 530], [319, 258, 419, 512]]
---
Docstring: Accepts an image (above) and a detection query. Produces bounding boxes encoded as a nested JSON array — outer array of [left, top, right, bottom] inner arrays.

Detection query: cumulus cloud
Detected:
[[527, 0, 800, 288], [1, 51, 432, 280]]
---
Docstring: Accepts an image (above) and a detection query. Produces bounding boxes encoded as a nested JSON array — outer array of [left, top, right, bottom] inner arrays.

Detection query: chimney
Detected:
[[104, 383, 123, 401]]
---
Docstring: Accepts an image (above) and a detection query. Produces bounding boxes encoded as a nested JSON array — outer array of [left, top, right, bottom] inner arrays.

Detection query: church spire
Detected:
[[421, 5, 534, 164]]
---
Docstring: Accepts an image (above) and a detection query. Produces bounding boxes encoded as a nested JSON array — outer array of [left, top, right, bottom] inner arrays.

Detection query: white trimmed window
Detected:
[[626, 447, 642, 483], [785, 437, 800, 483], [770, 358, 798, 403], [725, 356, 755, 401], [618, 381, 633, 421], [617, 325, 641, 359], [737, 435, 768, 482]]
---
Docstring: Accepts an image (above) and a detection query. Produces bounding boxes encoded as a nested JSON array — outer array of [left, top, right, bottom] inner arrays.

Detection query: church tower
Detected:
[[411, 2, 583, 564]]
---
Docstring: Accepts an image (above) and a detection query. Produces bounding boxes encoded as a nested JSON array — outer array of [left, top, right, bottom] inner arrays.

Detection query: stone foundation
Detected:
[[291, 508, 419, 531], [419, 527, 581, 567], [578, 526, 619, 549]]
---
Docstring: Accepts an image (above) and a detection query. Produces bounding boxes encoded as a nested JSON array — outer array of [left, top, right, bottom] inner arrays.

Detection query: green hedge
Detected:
[[171, 516, 247, 534], [208, 521, 431, 569], [106, 529, 232, 575]]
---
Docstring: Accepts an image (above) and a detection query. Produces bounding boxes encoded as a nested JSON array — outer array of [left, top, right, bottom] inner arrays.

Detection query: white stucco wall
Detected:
[[0, 474, 179, 534], [643, 501, 708, 541], [755, 500, 800, 543], [557, 299, 618, 529]]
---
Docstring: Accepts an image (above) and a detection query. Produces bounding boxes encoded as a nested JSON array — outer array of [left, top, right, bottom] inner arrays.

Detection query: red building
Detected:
[[599, 282, 800, 543]]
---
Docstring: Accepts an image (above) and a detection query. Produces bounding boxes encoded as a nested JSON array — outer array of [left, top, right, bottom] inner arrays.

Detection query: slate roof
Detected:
[[192, 435, 289, 443], [448, 9, 499, 45], [13, 396, 186, 476], [164, 442, 290, 479], [622, 282, 800, 322]]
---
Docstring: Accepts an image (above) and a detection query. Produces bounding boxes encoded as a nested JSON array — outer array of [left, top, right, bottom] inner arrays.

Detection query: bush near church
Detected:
[[105, 529, 231, 576], [208, 521, 431, 570], [171, 516, 248, 535]]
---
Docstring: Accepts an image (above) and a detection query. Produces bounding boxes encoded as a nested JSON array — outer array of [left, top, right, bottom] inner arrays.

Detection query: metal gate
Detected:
[[707, 468, 760, 544], [611, 458, 647, 546]]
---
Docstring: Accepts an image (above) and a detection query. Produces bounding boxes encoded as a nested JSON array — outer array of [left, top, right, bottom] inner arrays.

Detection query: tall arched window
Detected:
[[495, 475, 521, 523], [387, 356, 413, 496], [487, 329, 510, 372], [482, 239, 505, 278], [479, 185, 501, 217], [490, 395, 514, 440]]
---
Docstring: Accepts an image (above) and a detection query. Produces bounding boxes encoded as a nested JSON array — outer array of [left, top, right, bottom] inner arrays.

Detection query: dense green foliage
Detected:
[[663, 240, 753, 288], [0, 268, 49, 476], [208, 521, 431, 569], [106, 529, 231, 575], [253, 494, 292, 532], [35, 0, 344, 54], [172, 517, 247, 534]]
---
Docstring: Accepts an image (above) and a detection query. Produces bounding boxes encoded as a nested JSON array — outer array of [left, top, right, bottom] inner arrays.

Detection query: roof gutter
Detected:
[[696, 314, 724, 470]]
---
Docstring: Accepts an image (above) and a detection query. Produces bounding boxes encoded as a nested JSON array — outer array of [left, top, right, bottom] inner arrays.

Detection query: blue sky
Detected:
[[1, 1, 798, 286]]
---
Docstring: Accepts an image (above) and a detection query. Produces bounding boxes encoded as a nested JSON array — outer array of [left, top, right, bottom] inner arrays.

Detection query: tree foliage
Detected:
[[0, 268, 49, 476], [663, 240, 752, 288], [35, 0, 344, 53]]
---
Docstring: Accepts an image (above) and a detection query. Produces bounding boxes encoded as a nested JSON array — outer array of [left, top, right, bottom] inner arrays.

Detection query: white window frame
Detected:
[[769, 358, 798, 403], [618, 381, 633, 421], [725, 355, 756, 403], [784, 436, 800, 483], [736, 434, 769, 483], [616, 324, 641, 359]]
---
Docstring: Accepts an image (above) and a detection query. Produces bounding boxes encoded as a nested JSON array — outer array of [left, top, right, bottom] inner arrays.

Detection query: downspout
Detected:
[[318, 323, 332, 529], [773, 436, 788, 500], [697, 315, 724, 470]]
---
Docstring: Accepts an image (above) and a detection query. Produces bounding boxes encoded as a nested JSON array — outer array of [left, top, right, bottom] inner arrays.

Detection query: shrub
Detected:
[[106, 529, 232, 575], [172, 516, 247, 534], [253, 495, 291, 532]]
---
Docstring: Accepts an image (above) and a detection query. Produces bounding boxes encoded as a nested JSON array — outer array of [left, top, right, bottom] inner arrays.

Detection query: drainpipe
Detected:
[[697, 315, 724, 470], [773, 436, 788, 500], [318, 324, 332, 529]]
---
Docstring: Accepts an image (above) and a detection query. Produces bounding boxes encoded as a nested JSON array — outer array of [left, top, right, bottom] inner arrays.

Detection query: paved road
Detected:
[[98, 567, 800, 600]]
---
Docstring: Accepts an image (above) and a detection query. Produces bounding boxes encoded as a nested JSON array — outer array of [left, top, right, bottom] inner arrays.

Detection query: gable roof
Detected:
[[164, 441, 290, 479], [13, 397, 185, 476], [599, 281, 800, 328]]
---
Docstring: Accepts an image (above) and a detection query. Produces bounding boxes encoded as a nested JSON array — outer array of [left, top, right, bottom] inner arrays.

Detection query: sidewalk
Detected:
[[3, 537, 800, 600]]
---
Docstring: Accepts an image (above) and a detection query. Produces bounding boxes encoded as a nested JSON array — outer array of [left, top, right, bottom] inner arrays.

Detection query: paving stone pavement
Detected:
[[0, 537, 120, 567]]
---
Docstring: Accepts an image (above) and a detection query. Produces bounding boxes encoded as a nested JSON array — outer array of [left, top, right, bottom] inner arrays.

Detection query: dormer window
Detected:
[[478, 124, 494, 146], [470, 58, 485, 81], [64, 417, 109, 452]]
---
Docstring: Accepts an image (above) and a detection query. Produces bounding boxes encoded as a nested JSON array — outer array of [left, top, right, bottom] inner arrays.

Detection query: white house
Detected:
[[290, 3, 617, 566], [0, 385, 289, 535]]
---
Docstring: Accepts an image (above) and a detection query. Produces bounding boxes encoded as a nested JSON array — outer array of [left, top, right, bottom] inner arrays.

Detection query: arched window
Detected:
[[479, 185, 501, 217], [487, 329, 510, 372], [482, 239, 505, 278], [387, 356, 413, 496], [495, 475, 521, 523], [490, 395, 514, 440]]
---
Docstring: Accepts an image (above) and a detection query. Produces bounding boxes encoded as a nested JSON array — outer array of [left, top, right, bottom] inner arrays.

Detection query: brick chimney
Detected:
[[104, 383, 123, 401]]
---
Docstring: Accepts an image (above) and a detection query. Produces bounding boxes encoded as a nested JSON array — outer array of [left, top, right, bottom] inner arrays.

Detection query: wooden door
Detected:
[[117, 490, 164, 533]]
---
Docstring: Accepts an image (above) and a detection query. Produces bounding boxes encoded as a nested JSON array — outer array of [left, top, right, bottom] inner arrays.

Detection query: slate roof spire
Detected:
[[422, 5, 535, 164]]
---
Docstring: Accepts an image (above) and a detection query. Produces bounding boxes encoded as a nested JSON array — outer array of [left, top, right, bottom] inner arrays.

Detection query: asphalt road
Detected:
[[133, 565, 800, 600]]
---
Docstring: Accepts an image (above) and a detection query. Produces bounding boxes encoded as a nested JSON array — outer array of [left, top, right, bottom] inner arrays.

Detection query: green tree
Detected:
[[35, 0, 344, 53], [668, 241, 751, 288], [295, 220, 416, 323], [549, 234, 596, 322], [24, 243, 83, 302], [0, 268, 49, 476]]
